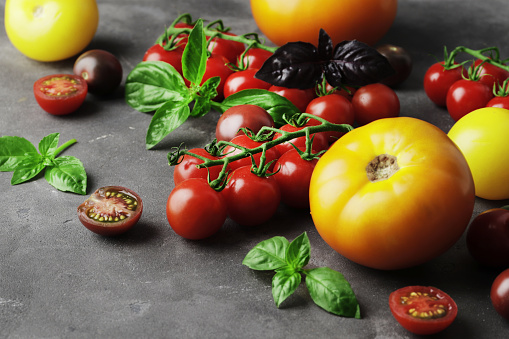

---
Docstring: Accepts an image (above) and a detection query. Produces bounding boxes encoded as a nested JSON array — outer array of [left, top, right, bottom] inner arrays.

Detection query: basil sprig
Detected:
[[0, 133, 87, 195], [243, 232, 361, 318]]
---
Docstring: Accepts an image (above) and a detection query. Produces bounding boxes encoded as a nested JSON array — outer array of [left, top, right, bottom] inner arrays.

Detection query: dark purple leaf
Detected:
[[318, 29, 333, 60]]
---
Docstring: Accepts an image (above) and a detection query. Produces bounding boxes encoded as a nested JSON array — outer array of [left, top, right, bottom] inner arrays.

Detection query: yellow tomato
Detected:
[[448, 107, 509, 200], [250, 0, 398, 46], [5, 0, 99, 62], [309, 117, 475, 270]]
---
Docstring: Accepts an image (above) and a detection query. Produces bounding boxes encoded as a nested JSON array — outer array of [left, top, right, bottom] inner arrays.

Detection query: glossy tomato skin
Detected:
[[143, 44, 185, 75], [5, 0, 99, 62], [491, 268, 509, 320], [351, 83, 400, 126], [166, 178, 227, 240], [239, 48, 273, 69], [33, 74, 88, 115], [446, 79, 493, 121], [73, 49, 123, 95], [473, 59, 509, 89], [173, 148, 226, 186], [448, 107, 509, 200], [77, 186, 143, 236], [201, 53, 234, 100], [375, 44, 413, 87], [222, 166, 281, 226], [272, 123, 329, 156], [466, 208, 509, 267], [250, 0, 397, 46], [310, 117, 475, 270], [222, 135, 280, 171], [486, 96, 509, 109], [208, 32, 245, 63], [223, 69, 271, 98], [216, 104, 274, 142], [268, 86, 316, 113], [389, 286, 458, 335], [423, 62, 465, 107]]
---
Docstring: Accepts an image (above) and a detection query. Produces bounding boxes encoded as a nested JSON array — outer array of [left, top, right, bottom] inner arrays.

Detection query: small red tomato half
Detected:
[[491, 268, 509, 320], [216, 104, 274, 142], [446, 79, 493, 121], [77, 186, 143, 236], [351, 83, 400, 125], [33, 74, 88, 115], [389, 286, 458, 336]]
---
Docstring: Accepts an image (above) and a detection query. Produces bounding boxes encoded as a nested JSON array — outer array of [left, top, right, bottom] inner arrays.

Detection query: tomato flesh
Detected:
[[33, 74, 88, 115]]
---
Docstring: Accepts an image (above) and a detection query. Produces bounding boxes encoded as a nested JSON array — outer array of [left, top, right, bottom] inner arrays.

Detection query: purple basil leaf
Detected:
[[325, 40, 394, 88], [318, 29, 333, 60]]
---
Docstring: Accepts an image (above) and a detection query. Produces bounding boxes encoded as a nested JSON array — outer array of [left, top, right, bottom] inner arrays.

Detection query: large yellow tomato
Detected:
[[309, 117, 475, 270], [448, 107, 509, 200], [5, 0, 99, 62], [250, 0, 398, 46]]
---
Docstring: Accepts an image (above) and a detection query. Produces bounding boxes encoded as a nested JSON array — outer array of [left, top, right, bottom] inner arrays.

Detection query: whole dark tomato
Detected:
[[351, 83, 400, 125], [166, 178, 227, 240], [173, 148, 226, 186], [33, 74, 88, 116], [207, 32, 245, 63], [446, 79, 493, 121], [305, 94, 355, 144], [239, 48, 273, 69], [491, 268, 509, 320], [376, 44, 413, 87], [222, 165, 281, 226], [216, 104, 274, 142], [223, 69, 271, 98], [423, 62, 465, 107], [143, 43, 185, 75], [201, 53, 234, 100], [73, 49, 123, 95], [466, 208, 509, 267], [487, 96, 509, 110], [473, 58, 509, 89], [272, 123, 329, 156], [222, 134, 280, 171], [274, 148, 319, 209], [389, 286, 458, 335], [268, 85, 316, 112], [77, 186, 143, 236]]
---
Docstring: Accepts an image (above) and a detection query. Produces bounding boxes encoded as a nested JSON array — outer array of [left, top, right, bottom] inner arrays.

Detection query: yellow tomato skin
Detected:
[[5, 0, 99, 62], [250, 0, 398, 46], [448, 107, 509, 200], [309, 117, 475, 270]]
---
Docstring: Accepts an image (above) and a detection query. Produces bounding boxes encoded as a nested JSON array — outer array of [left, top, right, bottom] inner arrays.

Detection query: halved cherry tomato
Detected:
[[33, 74, 88, 115], [77, 186, 143, 236], [389, 286, 458, 335]]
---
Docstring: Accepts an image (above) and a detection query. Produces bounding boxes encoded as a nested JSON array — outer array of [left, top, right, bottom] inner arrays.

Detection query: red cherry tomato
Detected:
[[223, 69, 271, 98], [166, 178, 227, 240], [446, 79, 493, 121], [325, 82, 357, 101], [389, 286, 458, 335], [33, 74, 88, 116], [268, 85, 316, 112], [222, 166, 281, 226], [173, 148, 226, 186], [222, 135, 280, 171], [207, 32, 245, 63], [491, 268, 509, 321], [272, 123, 329, 156], [239, 48, 273, 69], [201, 53, 234, 100], [423, 62, 465, 107], [216, 104, 274, 142], [473, 59, 509, 89], [143, 43, 185, 75], [273, 148, 319, 209], [351, 83, 400, 125], [487, 96, 509, 109]]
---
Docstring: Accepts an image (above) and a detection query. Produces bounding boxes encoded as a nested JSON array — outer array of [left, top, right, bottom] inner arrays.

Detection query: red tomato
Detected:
[[239, 48, 273, 69], [166, 178, 227, 240], [173, 148, 226, 186], [223, 69, 271, 98], [325, 82, 357, 101], [222, 134, 280, 171], [305, 94, 355, 144], [491, 268, 509, 320], [222, 165, 280, 226], [272, 123, 329, 156], [273, 148, 319, 209], [216, 104, 274, 142], [143, 43, 185, 75], [351, 83, 400, 125], [389, 286, 458, 335], [473, 59, 509, 89], [268, 85, 316, 112], [208, 32, 245, 63], [33, 74, 88, 116], [487, 96, 509, 109], [424, 62, 465, 107], [446, 79, 493, 121], [201, 53, 234, 100]]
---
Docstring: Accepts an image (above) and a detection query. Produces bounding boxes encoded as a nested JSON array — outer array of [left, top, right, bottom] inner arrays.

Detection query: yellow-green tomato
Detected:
[[448, 107, 509, 200], [5, 0, 99, 62]]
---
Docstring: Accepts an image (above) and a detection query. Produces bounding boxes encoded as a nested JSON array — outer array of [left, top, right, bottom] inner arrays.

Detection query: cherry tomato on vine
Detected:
[[173, 148, 226, 186], [216, 104, 274, 142], [166, 178, 227, 240], [487, 96, 509, 109], [389, 286, 458, 335], [222, 135, 280, 171], [351, 83, 400, 125], [375, 44, 413, 87], [423, 62, 465, 107], [473, 58, 509, 89], [77, 186, 143, 236], [268, 86, 316, 113], [272, 123, 329, 156], [491, 268, 509, 321], [201, 53, 234, 100], [73, 49, 123, 95], [446, 79, 493, 121], [208, 32, 245, 63], [223, 69, 271, 98], [33, 74, 88, 115], [222, 165, 281, 226], [239, 48, 273, 69], [143, 44, 185, 75]]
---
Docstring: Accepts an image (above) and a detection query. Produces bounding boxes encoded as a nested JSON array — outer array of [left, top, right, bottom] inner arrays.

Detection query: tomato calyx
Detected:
[[366, 154, 400, 182]]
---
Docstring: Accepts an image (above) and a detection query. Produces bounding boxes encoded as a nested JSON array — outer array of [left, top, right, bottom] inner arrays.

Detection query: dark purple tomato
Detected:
[[216, 104, 275, 141], [376, 44, 413, 87], [491, 268, 509, 320], [73, 49, 123, 95]]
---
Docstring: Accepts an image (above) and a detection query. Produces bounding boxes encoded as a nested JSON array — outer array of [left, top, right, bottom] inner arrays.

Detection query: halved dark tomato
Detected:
[[77, 186, 143, 236], [389, 286, 458, 335], [33, 74, 88, 115]]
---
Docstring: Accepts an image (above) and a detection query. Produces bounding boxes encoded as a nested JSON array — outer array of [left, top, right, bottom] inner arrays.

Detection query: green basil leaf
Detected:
[[44, 156, 87, 195], [11, 155, 44, 185], [125, 61, 190, 113], [242, 236, 289, 271], [0, 136, 39, 172], [182, 19, 207, 85], [272, 268, 301, 308], [304, 267, 361, 318], [219, 89, 300, 126], [38, 132, 59, 156], [286, 232, 311, 269], [190, 76, 221, 117], [146, 100, 191, 149]]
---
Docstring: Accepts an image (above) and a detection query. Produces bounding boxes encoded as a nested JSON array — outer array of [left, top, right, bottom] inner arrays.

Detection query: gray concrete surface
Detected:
[[1, 0, 509, 337]]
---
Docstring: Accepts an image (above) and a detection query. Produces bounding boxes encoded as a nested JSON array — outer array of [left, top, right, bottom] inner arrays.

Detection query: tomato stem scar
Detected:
[[366, 154, 399, 182]]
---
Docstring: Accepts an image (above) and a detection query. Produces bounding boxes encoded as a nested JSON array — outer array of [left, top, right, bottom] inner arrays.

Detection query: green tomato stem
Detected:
[[54, 139, 77, 157]]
